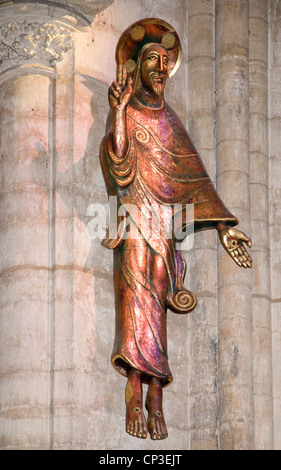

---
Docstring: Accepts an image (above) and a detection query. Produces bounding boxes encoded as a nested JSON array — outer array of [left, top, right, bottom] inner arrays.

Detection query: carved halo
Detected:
[[115, 18, 182, 78]]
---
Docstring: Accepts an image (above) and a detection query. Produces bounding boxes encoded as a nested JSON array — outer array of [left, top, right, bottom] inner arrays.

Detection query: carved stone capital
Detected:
[[0, 20, 74, 74], [0, 0, 117, 75]]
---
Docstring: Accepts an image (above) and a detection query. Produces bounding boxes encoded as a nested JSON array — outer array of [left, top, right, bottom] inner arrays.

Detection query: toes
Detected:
[[134, 420, 143, 438], [148, 415, 168, 440], [126, 418, 147, 439], [156, 420, 162, 439], [158, 422, 168, 440], [126, 420, 133, 435], [160, 421, 168, 439], [150, 429, 167, 440]]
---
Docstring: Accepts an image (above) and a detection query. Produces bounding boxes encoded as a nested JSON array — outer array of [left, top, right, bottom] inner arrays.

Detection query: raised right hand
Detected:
[[109, 64, 133, 111]]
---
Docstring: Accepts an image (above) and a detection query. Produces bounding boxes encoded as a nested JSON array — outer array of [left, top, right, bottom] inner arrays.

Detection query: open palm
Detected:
[[219, 226, 252, 268]]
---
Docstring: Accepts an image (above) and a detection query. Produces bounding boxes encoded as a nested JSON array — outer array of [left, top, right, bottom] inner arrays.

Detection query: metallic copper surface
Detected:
[[99, 18, 252, 440]]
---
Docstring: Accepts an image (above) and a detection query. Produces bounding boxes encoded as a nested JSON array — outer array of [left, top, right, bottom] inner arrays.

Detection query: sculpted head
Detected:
[[139, 44, 169, 97], [116, 19, 182, 102]]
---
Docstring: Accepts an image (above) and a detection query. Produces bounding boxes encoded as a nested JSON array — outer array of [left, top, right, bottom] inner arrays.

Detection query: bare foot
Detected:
[[125, 369, 147, 439], [146, 377, 168, 440]]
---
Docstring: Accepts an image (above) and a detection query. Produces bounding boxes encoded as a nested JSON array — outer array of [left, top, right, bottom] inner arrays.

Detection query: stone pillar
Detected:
[[0, 3, 91, 449], [0, 70, 52, 449], [269, 0, 281, 451], [249, 0, 274, 450], [215, 0, 254, 449], [187, 0, 218, 450]]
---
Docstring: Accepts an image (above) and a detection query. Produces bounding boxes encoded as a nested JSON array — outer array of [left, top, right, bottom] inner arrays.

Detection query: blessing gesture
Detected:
[[109, 64, 133, 112]]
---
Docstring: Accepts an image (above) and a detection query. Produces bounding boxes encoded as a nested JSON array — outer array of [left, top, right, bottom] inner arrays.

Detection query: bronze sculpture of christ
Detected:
[[99, 18, 252, 440]]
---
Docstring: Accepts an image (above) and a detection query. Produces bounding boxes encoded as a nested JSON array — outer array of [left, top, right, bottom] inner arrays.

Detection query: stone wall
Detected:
[[0, 0, 280, 450], [269, 0, 281, 450]]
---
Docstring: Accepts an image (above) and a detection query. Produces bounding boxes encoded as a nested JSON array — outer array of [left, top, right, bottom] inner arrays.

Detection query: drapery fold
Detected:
[[100, 96, 238, 384]]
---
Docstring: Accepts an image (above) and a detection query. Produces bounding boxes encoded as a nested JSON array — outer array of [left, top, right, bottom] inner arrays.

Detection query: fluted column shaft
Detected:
[[269, 0, 281, 450], [249, 0, 274, 450], [0, 71, 52, 449], [215, 0, 254, 449], [0, 7, 95, 449], [187, 0, 218, 450]]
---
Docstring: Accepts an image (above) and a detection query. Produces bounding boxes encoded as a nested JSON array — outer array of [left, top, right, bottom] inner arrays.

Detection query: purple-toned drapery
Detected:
[[100, 95, 238, 385]]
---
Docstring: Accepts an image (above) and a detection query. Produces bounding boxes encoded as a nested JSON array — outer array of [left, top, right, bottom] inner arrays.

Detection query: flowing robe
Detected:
[[100, 96, 238, 386]]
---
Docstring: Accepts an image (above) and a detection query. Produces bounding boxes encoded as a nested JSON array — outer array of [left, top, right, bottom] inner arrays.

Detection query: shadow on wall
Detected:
[[29, 74, 111, 273]]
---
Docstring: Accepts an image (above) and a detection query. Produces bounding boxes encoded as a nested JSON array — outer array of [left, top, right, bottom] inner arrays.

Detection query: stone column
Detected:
[[187, 0, 218, 450], [269, 0, 281, 451], [0, 5, 82, 449], [215, 0, 254, 449], [249, 0, 274, 450], [0, 70, 53, 450]]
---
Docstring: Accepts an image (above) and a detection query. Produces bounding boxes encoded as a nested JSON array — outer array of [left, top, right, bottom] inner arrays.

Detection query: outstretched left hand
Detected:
[[218, 226, 252, 269]]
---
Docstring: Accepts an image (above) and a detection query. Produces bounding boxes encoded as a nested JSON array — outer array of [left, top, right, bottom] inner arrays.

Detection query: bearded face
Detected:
[[140, 45, 169, 96], [149, 71, 167, 96]]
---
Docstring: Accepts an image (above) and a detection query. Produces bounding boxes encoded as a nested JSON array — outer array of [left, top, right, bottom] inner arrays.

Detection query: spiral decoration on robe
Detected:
[[135, 127, 150, 144], [167, 288, 197, 314]]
